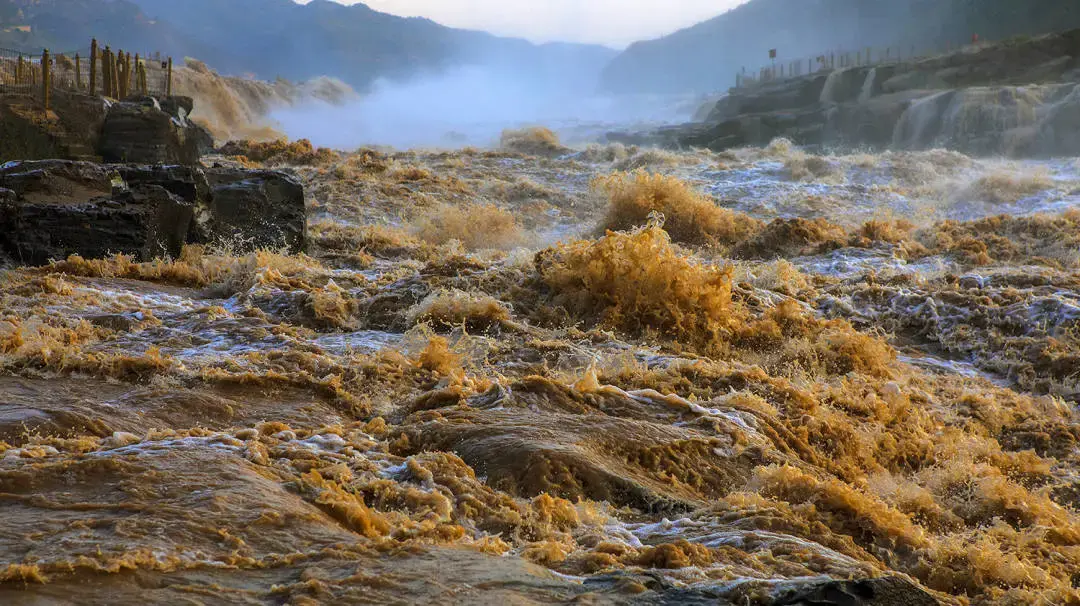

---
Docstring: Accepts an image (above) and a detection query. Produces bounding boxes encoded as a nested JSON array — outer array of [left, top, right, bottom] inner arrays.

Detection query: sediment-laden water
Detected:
[[1, 133, 1078, 604]]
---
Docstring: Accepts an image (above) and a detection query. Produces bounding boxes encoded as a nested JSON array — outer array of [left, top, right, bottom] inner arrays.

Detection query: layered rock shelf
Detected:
[[609, 29, 1080, 156], [0, 161, 306, 265]]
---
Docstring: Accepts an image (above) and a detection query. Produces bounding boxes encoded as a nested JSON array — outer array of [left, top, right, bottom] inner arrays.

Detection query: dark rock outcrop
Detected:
[[0, 93, 108, 163], [197, 169, 307, 252], [115, 164, 211, 205], [583, 572, 940, 605], [0, 160, 306, 265], [765, 576, 940, 606], [99, 100, 212, 165], [159, 96, 195, 120], [0, 91, 214, 166], [0, 161, 193, 265]]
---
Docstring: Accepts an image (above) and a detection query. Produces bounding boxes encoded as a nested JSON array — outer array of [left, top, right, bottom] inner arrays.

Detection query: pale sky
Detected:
[[312, 1, 746, 48]]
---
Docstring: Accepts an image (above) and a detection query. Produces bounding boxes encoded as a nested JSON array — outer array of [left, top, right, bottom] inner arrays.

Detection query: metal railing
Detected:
[[734, 38, 991, 90], [0, 39, 173, 109]]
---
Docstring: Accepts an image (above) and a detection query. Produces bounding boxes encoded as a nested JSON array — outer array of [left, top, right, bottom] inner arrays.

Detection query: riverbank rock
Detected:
[[197, 168, 307, 253], [99, 99, 212, 165], [0, 161, 306, 265], [0, 161, 193, 265], [0, 93, 108, 163]]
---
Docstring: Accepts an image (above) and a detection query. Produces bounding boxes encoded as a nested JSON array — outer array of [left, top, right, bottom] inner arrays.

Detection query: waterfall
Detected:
[[892, 90, 953, 149], [858, 68, 877, 103], [819, 69, 844, 104]]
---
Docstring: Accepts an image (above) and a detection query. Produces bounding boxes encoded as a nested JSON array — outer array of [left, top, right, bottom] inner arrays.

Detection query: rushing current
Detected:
[[1, 129, 1079, 604]]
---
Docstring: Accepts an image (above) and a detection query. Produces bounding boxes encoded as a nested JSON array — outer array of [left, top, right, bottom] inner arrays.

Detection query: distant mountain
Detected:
[[0, 0, 616, 92], [0, 0, 207, 58], [601, 0, 1080, 94]]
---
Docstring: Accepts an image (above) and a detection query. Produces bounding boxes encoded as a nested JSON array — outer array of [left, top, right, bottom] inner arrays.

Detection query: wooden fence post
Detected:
[[42, 49, 50, 110], [101, 47, 107, 97], [114, 50, 123, 98], [120, 52, 127, 99], [89, 39, 98, 94], [103, 47, 111, 97], [116, 49, 124, 98], [167, 57, 173, 96], [134, 54, 140, 95], [111, 49, 118, 97]]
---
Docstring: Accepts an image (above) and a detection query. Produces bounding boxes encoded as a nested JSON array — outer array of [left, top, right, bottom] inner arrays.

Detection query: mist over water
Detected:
[[269, 65, 696, 149]]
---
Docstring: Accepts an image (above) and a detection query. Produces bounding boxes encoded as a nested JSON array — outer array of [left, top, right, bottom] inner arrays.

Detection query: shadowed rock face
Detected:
[[99, 98, 213, 165], [0, 160, 305, 265], [0, 160, 192, 265], [0, 184, 193, 265], [0, 93, 212, 166], [199, 168, 307, 253]]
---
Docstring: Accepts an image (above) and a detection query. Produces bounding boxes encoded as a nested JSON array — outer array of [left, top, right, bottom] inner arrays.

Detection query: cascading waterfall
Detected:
[[892, 90, 953, 148], [818, 69, 845, 104], [857, 67, 877, 103]]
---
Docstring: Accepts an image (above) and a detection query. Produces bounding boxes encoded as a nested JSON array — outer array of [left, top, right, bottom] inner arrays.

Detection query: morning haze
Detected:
[[310, 0, 746, 46]]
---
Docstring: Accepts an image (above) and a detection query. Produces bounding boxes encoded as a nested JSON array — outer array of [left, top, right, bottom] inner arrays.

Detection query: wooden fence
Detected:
[[0, 39, 173, 110]]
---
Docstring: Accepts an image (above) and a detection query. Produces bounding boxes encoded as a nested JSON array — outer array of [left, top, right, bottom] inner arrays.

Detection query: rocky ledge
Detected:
[[0, 92, 213, 165], [609, 28, 1080, 155], [0, 160, 305, 265]]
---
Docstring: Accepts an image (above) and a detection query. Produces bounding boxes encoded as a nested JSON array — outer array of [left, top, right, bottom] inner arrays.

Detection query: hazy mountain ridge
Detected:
[[0, 0, 209, 57], [0, 0, 616, 92], [601, 0, 1080, 94]]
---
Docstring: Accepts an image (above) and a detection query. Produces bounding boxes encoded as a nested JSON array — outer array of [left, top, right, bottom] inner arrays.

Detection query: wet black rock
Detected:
[[0, 182, 193, 266], [99, 100, 213, 166], [198, 168, 307, 253], [766, 576, 940, 606], [584, 573, 940, 605], [0, 160, 306, 265], [116, 164, 211, 205], [159, 96, 195, 120]]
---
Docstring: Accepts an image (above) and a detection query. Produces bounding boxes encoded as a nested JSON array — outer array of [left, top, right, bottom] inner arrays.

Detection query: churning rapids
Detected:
[[1, 131, 1079, 605]]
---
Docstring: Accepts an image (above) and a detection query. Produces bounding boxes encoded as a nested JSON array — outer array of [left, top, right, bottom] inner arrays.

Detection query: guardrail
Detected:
[[734, 37, 987, 90]]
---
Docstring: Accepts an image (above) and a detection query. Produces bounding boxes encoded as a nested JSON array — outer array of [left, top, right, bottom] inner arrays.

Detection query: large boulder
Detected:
[[159, 96, 195, 121], [0, 161, 193, 265], [99, 100, 212, 166], [197, 168, 306, 253]]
